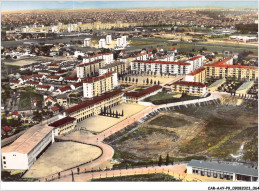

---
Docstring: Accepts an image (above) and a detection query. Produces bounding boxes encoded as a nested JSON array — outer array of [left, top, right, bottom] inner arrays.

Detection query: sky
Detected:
[[1, 1, 258, 11]]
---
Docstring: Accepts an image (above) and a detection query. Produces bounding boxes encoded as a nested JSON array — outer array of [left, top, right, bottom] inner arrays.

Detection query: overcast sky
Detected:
[[1, 1, 258, 11]]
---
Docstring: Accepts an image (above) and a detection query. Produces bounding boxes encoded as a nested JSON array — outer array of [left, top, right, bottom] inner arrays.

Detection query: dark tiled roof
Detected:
[[64, 89, 123, 114], [124, 86, 162, 98], [49, 116, 76, 128], [173, 81, 206, 87]]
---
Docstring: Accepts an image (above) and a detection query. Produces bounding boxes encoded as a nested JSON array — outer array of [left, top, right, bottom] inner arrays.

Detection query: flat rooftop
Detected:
[[2, 123, 53, 155]]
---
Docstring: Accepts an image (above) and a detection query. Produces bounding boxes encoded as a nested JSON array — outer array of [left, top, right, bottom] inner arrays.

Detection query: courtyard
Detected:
[[23, 142, 102, 178], [76, 103, 147, 133], [121, 74, 181, 85]]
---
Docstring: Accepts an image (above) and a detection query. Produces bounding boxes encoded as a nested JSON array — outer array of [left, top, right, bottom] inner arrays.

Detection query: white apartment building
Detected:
[[106, 35, 112, 44], [83, 71, 118, 98], [84, 38, 91, 47], [186, 55, 206, 71], [83, 53, 114, 65], [98, 39, 106, 48], [74, 51, 85, 58], [131, 60, 192, 75]]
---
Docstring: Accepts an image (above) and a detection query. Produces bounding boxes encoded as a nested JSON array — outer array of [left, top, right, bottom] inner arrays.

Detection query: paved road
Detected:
[[45, 164, 187, 182]]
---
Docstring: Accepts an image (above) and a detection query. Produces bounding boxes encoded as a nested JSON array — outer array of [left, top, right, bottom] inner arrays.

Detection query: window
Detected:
[[3, 156, 5, 160], [3, 161, 6, 164]]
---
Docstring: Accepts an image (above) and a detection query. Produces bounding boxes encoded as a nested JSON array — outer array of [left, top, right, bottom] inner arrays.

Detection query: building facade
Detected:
[[83, 71, 118, 98], [185, 67, 206, 83], [205, 63, 258, 81], [49, 116, 77, 136], [63, 89, 123, 122], [76, 59, 105, 78], [187, 160, 258, 182], [1, 124, 54, 170], [99, 61, 128, 75], [131, 60, 192, 75], [172, 81, 207, 96]]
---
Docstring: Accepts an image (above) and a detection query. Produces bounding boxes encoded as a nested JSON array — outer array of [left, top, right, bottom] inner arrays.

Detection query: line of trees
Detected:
[[99, 106, 124, 118]]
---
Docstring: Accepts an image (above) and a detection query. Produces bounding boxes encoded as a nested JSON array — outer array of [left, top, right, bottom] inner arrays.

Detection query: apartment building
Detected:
[[187, 55, 206, 71], [205, 63, 258, 81], [76, 59, 105, 78], [63, 89, 123, 122], [83, 53, 114, 65], [172, 81, 207, 96], [83, 71, 118, 98], [185, 67, 206, 83], [131, 60, 192, 75], [49, 116, 77, 136], [99, 61, 128, 75]]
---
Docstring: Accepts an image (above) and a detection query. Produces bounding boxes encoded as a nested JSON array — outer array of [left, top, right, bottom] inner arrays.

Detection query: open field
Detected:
[[92, 173, 181, 182], [77, 103, 147, 133], [2, 56, 76, 66], [23, 142, 102, 178], [128, 36, 258, 55], [111, 112, 204, 161]]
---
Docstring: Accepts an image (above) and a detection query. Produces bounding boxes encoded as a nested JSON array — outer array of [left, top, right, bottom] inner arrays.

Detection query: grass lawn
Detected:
[[1, 171, 34, 182], [149, 115, 191, 128], [144, 92, 201, 105], [92, 173, 180, 182], [144, 92, 173, 102]]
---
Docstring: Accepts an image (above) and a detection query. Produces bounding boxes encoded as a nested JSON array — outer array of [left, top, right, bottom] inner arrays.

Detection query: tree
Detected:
[[116, 110, 118, 118], [77, 55, 83, 60], [150, 79, 153, 84], [146, 78, 149, 84], [158, 155, 162, 166], [122, 109, 124, 116], [166, 154, 170, 166], [71, 170, 74, 182], [128, 77, 131, 82], [136, 78, 138, 83]]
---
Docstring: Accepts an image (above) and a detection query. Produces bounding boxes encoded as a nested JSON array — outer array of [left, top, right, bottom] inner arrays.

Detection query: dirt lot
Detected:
[[23, 142, 102, 178], [110, 99, 258, 162], [123, 74, 179, 85], [178, 100, 258, 160], [111, 112, 204, 160]]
